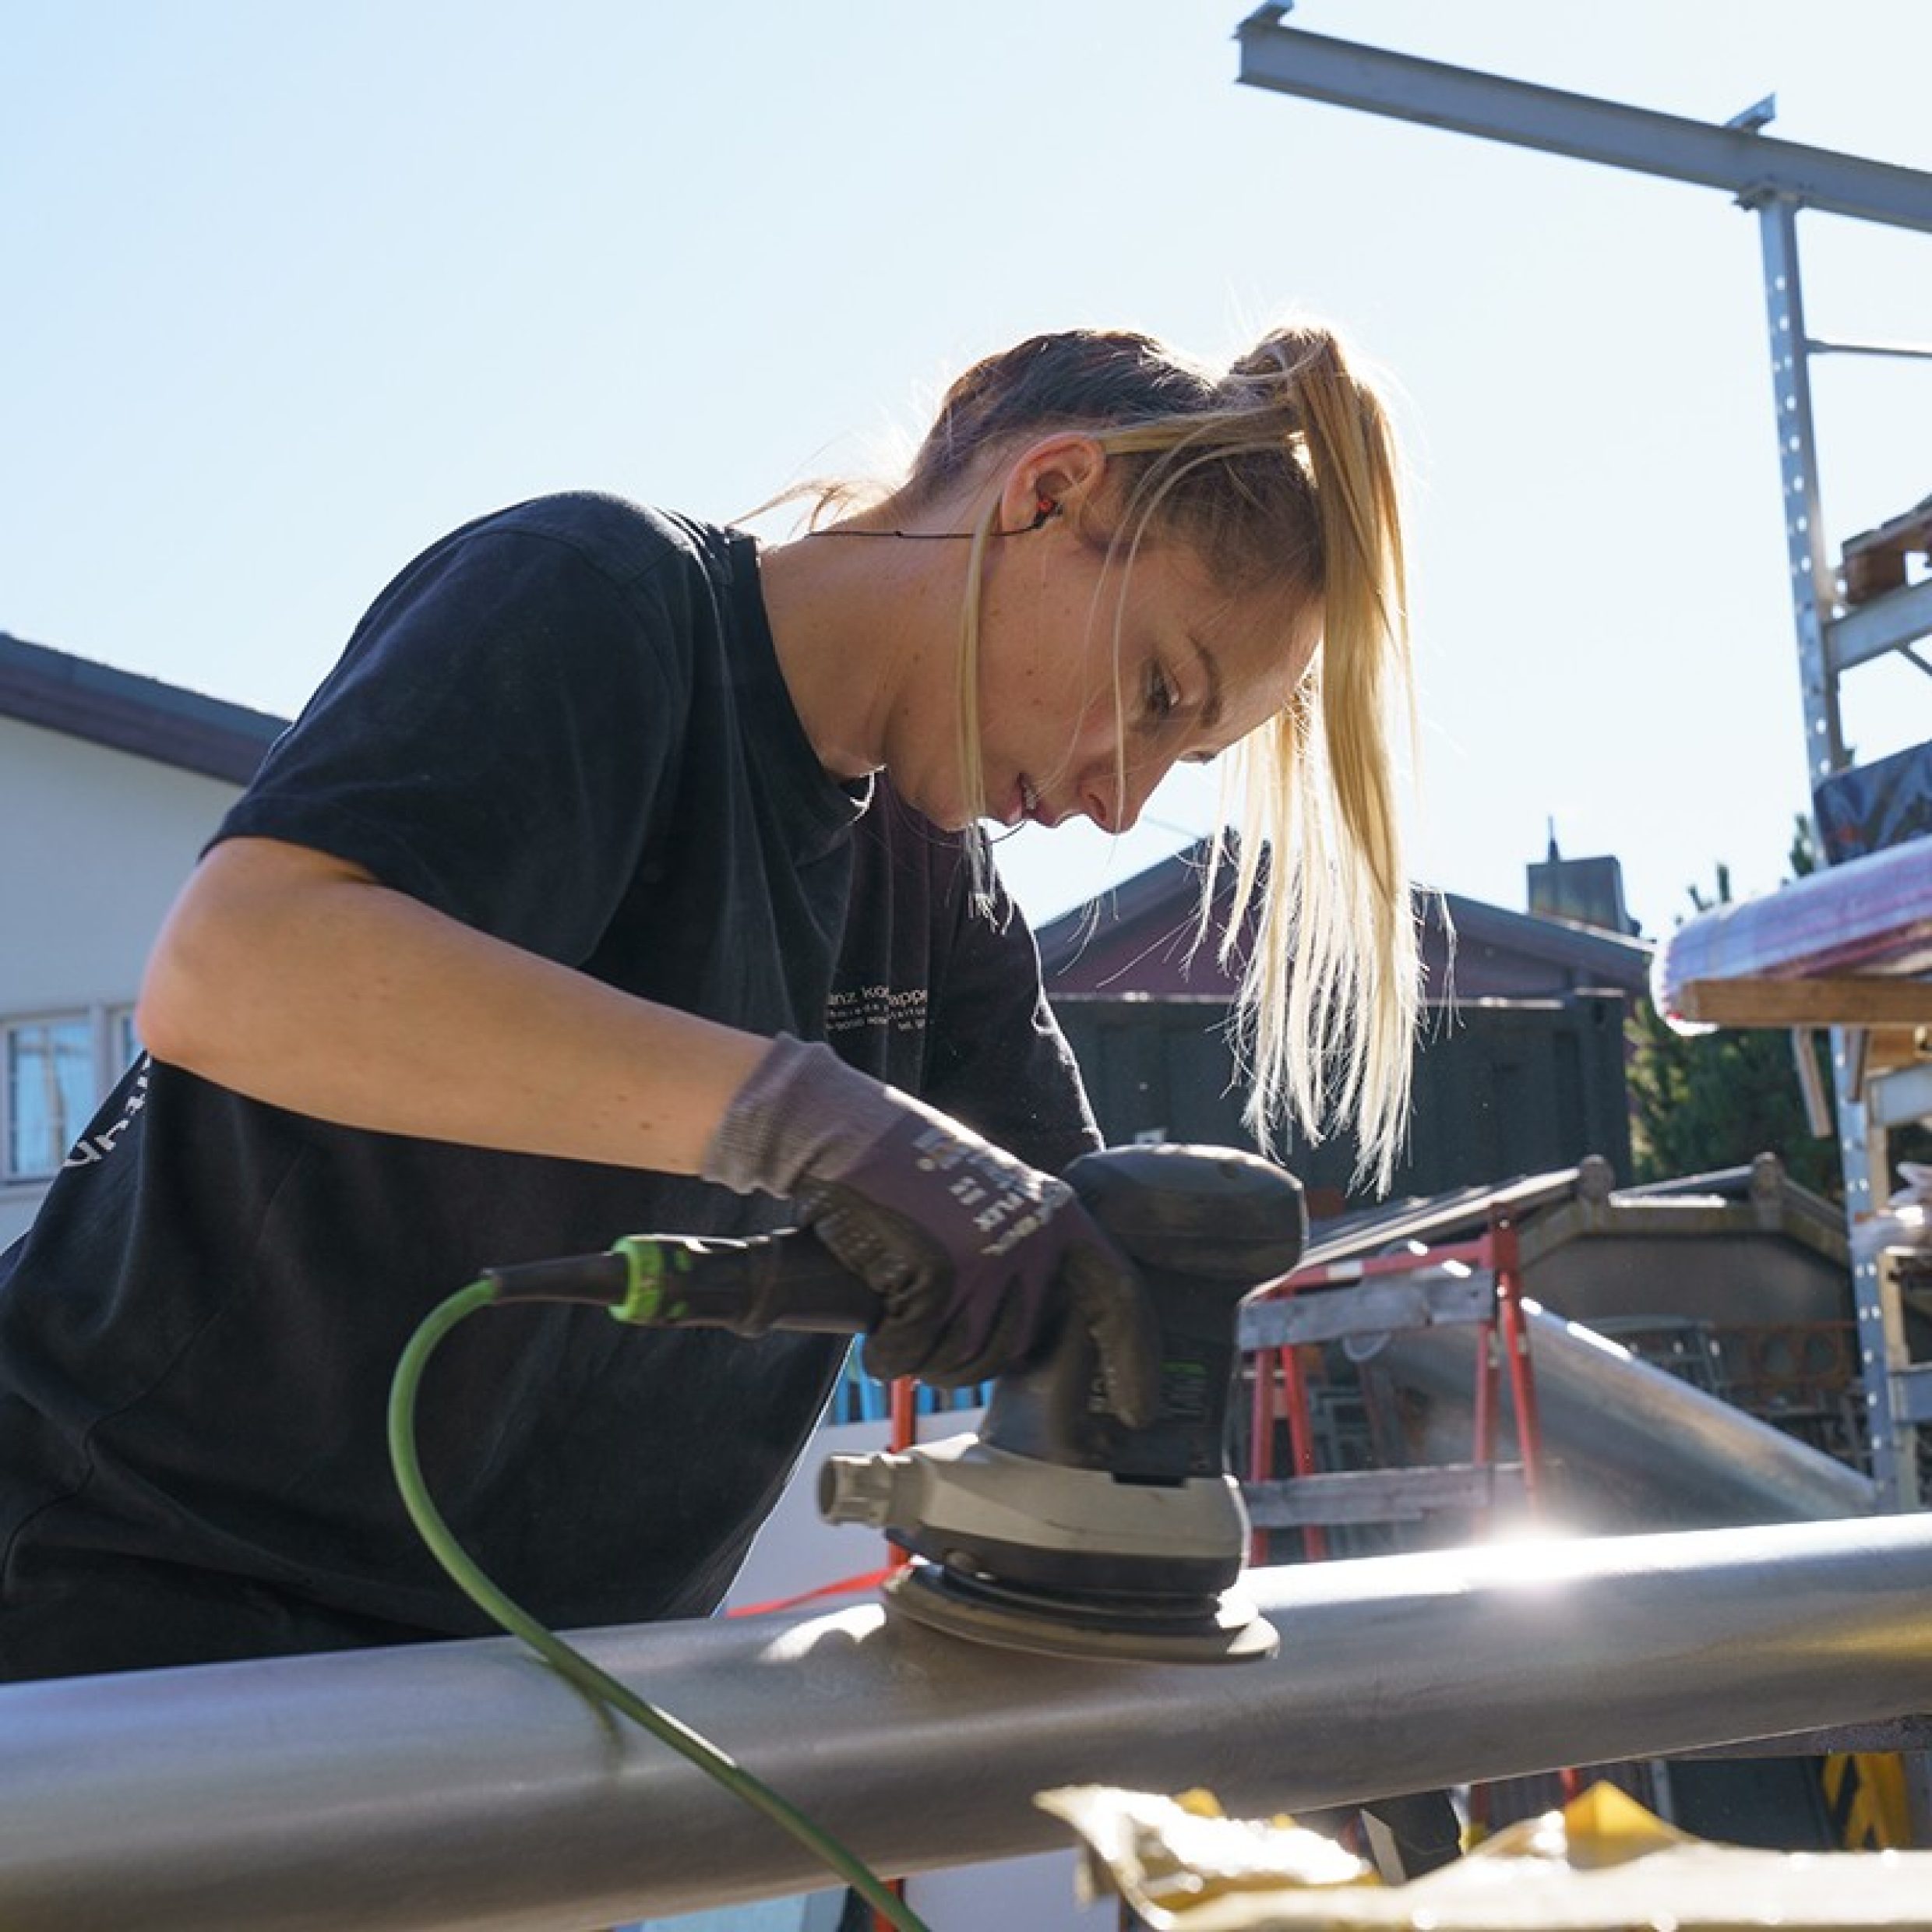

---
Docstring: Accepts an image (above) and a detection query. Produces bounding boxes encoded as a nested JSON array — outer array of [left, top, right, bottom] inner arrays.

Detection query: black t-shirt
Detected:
[[0, 494, 1096, 1680]]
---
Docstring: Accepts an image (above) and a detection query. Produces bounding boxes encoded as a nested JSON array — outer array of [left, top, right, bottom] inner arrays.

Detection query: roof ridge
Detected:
[[0, 632, 287, 784]]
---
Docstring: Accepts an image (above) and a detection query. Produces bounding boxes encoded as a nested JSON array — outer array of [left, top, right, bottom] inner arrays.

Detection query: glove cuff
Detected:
[[700, 1033, 903, 1197]]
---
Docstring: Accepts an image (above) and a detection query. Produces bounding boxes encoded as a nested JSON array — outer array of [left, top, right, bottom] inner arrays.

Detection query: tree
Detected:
[[1626, 820, 1844, 1197]]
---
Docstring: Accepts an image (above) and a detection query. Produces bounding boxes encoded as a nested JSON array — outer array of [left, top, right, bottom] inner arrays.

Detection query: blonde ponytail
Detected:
[[1205, 328, 1419, 1193]]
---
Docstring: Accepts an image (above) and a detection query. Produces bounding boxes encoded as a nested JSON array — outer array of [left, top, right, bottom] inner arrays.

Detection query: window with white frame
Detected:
[[2, 1007, 143, 1184]]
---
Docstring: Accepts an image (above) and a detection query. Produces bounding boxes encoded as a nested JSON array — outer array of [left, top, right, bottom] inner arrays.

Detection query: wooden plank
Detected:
[[1840, 490, 1932, 605], [1870, 1025, 1929, 1072], [1676, 975, 1932, 1027], [1244, 1462, 1530, 1527], [1239, 1273, 1495, 1350]]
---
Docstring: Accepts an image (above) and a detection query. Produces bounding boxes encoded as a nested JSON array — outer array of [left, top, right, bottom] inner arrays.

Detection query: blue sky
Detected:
[[6, 2, 1928, 938]]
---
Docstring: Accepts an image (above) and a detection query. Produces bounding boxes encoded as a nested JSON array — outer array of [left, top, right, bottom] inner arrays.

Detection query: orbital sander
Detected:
[[503, 1143, 1306, 1665], [820, 1143, 1306, 1663]]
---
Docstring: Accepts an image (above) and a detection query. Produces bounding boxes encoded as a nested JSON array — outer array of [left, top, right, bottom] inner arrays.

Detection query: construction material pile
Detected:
[[1038, 1779, 1932, 1930]]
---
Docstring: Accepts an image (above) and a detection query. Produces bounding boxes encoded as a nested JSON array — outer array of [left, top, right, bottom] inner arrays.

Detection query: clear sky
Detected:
[[6, 2, 1928, 940]]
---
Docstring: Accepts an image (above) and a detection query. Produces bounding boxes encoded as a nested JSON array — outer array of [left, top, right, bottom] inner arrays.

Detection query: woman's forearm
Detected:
[[136, 836, 769, 1175]]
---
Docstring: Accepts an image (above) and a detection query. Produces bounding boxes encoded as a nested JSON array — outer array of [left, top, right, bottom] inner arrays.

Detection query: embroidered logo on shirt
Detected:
[[824, 985, 929, 1037], [62, 1057, 150, 1169]]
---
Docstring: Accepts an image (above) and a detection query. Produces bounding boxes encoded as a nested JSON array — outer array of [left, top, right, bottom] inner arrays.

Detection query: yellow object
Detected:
[[1035, 1785, 1376, 1920], [1038, 1779, 1932, 1930], [1475, 1778, 1694, 1870], [1824, 1754, 1914, 1850]]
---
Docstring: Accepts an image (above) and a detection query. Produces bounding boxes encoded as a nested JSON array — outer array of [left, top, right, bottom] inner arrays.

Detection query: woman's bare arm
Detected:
[[136, 836, 768, 1174]]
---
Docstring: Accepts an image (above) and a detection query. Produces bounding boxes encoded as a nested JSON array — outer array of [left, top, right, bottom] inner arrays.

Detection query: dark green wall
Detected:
[[1052, 992, 1633, 1209]]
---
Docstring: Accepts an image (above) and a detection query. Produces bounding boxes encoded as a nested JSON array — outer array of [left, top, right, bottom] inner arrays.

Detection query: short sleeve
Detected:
[[922, 852, 1102, 1175], [215, 501, 697, 965]]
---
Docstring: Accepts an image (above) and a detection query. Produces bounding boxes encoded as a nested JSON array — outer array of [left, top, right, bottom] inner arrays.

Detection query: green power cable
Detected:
[[388, 1276, 932, 1932]]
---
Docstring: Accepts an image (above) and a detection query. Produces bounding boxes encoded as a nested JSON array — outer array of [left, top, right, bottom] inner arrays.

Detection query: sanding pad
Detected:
[[883, 1560, 1279, 1665]]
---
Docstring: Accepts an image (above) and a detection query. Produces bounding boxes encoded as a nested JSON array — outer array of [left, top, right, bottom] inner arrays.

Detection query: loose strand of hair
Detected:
[[955, 495, 1004, 907]]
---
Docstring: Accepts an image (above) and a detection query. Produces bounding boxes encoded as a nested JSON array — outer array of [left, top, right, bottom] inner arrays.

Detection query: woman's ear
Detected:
[[996, 433, 1109, 537]]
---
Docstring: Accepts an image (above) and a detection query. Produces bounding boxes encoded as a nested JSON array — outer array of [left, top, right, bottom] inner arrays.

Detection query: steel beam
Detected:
[[8, 1514, 1932, 1930], [1233, 9, 1932, 232], [1757, 195, 1848, 781], [1830, 576, 1932, 674]]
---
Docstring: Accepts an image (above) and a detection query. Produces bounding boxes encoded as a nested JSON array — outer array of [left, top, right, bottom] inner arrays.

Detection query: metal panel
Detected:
[[1870, 1059, 1932, 1131], [1368, 1300, 1877, 1531], [1892, 1362, 1932, 1429]]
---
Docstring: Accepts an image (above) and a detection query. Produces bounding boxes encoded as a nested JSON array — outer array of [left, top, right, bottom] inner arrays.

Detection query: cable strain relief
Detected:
[[483, 1253, 632, 1307]]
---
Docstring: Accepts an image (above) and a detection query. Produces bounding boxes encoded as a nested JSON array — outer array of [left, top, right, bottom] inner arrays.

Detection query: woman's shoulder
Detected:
[[453, 492, 735, 587]]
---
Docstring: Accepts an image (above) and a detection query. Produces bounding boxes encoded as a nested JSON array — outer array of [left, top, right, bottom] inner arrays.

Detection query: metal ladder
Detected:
[[1239, 1205, 1550, 1560]]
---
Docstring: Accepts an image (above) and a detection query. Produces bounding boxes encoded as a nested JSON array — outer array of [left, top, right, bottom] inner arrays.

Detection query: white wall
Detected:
[[0, 714, 244, 1246]]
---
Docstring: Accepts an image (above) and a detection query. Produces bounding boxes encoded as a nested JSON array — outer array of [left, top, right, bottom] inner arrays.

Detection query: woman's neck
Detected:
[[755, 523, 961, 782]]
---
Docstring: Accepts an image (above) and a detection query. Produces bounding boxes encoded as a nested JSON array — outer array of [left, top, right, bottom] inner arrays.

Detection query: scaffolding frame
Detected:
[[1240, 1209, 1549, 1554], [1236, 3, 1932, 1508]]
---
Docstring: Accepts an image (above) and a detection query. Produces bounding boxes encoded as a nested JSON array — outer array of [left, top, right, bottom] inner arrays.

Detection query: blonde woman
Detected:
[[0, 323, 1416, 1680]]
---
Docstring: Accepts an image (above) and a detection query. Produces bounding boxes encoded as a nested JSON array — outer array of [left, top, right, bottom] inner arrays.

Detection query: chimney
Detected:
[[1528, 827, 1641, 936]]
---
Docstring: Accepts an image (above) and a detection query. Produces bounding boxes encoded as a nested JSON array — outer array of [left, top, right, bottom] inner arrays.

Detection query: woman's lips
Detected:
[[996, 773, 1066, 829]]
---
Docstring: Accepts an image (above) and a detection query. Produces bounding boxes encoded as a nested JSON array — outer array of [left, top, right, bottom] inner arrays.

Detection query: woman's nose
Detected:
[[1080, 753, 1168, 835]]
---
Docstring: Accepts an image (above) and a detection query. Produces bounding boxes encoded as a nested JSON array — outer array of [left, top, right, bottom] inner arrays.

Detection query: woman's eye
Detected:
[[1146, 665, 1179, 723]]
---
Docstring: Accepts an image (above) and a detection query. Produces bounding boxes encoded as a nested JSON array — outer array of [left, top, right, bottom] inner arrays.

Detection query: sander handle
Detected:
[[485, 1229, 880, 1338]]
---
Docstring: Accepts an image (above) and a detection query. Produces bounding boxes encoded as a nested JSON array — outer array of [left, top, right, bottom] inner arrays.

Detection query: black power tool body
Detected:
[[495, 1144, 1306, 1664]]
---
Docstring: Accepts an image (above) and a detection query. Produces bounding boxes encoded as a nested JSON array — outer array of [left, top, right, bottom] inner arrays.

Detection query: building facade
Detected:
[[1036, 841, 1655, 1212], [0, 634, 281, 1247]]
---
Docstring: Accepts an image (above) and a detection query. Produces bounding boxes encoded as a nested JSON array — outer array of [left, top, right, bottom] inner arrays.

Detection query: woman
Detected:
[[0, 323, 1417, 1680]]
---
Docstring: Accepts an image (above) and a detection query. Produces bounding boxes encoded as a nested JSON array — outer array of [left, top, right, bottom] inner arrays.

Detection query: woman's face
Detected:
[[956, 524, 1317, 838]]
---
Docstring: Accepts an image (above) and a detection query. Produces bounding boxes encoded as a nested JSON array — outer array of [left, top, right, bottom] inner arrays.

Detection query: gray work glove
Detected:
[[703, 1035, 1160, 1426]]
